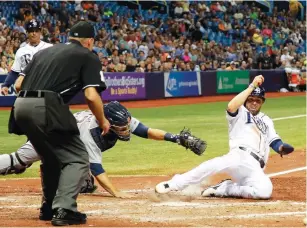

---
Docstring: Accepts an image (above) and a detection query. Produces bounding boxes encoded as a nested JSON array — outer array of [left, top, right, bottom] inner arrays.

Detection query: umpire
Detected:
[[11, 21, 110, 226]]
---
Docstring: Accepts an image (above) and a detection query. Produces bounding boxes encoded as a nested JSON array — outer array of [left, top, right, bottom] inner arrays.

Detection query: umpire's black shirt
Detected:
[[21, 39, 106, 103]]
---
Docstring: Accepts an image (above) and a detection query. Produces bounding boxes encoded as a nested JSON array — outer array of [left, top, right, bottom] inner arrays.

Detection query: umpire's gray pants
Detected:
[[14, 97, 89, 212]]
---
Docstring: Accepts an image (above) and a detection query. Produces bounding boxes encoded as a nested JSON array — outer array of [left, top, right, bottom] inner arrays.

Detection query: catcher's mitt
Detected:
[[178, 128, 207, 156]]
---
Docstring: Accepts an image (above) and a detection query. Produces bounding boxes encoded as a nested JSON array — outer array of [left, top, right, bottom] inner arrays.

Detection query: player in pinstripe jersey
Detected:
[[1, 19, 52, 95], [156, 75, 294, 199]]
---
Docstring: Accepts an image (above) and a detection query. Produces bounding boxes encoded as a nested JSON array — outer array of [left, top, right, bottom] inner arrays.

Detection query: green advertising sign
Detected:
[[217, 71, 250, 94]]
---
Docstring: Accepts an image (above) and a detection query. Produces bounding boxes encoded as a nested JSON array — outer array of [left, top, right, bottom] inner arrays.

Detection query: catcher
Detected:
[[0, 101, 206, 220]]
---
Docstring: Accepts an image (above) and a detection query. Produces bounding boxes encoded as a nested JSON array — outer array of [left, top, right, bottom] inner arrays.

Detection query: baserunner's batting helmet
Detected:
[[250, 86, 266, 101]]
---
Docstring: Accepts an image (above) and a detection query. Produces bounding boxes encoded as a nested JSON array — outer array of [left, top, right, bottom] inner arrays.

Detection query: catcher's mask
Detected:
[[104, 101, 131, 141], [244, 87, 266, 115]]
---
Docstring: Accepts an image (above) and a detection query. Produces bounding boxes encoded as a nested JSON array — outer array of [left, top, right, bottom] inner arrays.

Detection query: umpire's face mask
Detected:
[[110, 118, 131, 141]]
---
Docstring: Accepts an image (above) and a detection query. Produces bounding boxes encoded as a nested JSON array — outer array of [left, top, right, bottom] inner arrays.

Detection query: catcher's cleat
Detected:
[[155, 181, 171, 194], [201, 179, 232, 197]]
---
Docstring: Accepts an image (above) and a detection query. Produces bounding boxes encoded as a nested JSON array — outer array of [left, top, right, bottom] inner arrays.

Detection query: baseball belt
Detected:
[[239, 146, 265, 168]]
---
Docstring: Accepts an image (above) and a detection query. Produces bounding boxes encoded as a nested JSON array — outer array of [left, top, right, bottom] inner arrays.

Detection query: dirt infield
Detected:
[[0, 150, 305, 227], [0, 92, 305, 227]]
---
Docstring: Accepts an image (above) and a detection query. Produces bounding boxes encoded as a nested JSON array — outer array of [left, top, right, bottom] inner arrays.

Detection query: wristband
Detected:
[[249, 83, 257, 89]]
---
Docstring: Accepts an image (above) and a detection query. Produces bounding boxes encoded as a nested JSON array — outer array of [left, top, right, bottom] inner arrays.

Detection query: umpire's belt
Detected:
[[239, 146, 265, 168], [18, 90, 46, 98]]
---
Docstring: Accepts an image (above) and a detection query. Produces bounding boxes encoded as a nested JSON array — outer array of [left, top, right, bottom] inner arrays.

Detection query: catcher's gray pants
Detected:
[[0, 141, 39, 174], [14, 97, 89, 212]]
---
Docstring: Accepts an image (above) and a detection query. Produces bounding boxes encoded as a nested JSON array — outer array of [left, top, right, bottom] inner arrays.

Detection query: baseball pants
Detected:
[[14, 97, 89, 212], [167, 149, 273, 199]]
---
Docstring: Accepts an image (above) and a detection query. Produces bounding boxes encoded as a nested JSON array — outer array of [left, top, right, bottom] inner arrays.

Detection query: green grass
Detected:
[[0, 95, 305, 178]]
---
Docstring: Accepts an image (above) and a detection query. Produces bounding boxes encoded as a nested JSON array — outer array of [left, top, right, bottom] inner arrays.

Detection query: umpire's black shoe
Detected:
[[39, 202, 53, 221], [51, 208, 87, 226]]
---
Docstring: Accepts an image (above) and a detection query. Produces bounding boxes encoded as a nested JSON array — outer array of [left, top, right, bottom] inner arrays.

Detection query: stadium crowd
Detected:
[[0, 0, 306, 75]]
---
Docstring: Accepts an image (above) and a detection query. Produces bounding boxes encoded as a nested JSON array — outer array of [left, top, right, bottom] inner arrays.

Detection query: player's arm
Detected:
[[14, 74, 25, 93], [1, 50, 22, 95], [132, 119, 206, 155], [227, 75, 264, 114], [131, 118, 180, 143], [90, 163, 133, 198], [270, 139, 294, 156], [1, 70, 20, 95]]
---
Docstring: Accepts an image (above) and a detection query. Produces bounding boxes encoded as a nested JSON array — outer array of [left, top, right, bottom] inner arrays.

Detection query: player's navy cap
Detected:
[[26, 19, 41, 31], [69, 21, 95, 38]]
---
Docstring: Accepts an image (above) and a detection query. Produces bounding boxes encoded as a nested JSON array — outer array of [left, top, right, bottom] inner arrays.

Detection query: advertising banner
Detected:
[[101, 72, 146, 101], [164, 71, 201, 97], [217, 71, 250, 94]]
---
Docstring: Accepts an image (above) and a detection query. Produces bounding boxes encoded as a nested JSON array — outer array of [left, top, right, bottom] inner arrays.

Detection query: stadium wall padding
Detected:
[[0, 70, 288, 107]]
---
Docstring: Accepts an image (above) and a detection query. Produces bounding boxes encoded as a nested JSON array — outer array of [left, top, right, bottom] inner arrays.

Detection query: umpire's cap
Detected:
[[69, 21, 95, 38], [25, 19, 41, 32]]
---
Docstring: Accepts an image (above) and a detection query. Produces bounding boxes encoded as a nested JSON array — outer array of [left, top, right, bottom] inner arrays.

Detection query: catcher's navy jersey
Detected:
[[75, 110, 139, 164]]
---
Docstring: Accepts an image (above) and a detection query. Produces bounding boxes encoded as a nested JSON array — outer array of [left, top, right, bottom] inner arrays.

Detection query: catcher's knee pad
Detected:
[[1, 152, 31, 175]]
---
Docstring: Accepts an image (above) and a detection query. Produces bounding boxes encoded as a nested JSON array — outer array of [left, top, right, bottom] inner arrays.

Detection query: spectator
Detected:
[[240, 61, 248, 70], [174, 3, 183, 17], [265, 35, 275, 47], [262, 52, 273, 69], [13, 20, 27, 33], [0, 17, 8, 30], [252, 29, 263, 44], [281, 47, 294, 67], [0, 61, 8, 74], [226, 61, 237, 70], [217, 62, 227, 70], [256, 52, 264, 69]]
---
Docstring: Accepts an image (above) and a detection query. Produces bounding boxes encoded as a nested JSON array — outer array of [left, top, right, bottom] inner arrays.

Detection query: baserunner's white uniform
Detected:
[[166, 105, 279, 199], [0, 110, 140, 174]]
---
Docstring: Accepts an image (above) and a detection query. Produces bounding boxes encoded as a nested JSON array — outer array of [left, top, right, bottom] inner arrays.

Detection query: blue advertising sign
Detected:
[[164, 71, 201, 97]]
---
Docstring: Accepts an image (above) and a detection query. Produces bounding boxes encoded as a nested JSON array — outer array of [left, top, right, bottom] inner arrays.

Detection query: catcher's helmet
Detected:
[[104, 101, 131, 141], [250, 86, 266, 101], [25, 19, 41, 32]]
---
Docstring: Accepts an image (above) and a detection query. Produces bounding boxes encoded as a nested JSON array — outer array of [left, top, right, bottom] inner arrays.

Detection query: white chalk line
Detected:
[[83, 209, 306, 221], [151, 201, 305, 208], [272, 114, 306, 121], [267, 166, 307, 177]]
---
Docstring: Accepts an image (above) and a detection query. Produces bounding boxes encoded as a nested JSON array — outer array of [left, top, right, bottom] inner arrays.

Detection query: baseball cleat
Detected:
[[51, 208, 87, 226], [155, 181, 171, 194], [201, 179, 231, 197]]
